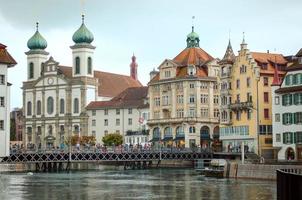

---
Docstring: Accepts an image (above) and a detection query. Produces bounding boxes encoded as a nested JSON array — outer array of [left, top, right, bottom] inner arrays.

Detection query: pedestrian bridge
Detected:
[[0, 150, 213, 164]]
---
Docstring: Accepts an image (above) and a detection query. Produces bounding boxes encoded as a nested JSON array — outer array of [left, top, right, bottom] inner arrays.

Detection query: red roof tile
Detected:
[[0, 43, 17, 66], [58, 66, 142, 98], [86, 86, 148, 109], [251, 52, 287, 75], [173, 47, 214, 66]]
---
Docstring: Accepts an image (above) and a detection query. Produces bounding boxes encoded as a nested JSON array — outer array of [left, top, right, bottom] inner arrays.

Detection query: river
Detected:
[[0, 168, 276, 200]]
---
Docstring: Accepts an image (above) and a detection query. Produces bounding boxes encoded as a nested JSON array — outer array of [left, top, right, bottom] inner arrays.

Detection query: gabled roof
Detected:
[[0, 43, 17, 67], [58, 66, 142, 98], [86, 86, 148, 109]]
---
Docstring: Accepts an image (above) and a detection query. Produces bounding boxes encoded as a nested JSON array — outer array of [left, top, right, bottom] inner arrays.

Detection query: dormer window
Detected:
[[188, 65, 196, 75]]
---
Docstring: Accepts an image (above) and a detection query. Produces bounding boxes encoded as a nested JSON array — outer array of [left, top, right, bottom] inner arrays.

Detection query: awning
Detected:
[[162, 137, 173, 142], [149, 138, 161, 142], [174, 136, 185, 141]]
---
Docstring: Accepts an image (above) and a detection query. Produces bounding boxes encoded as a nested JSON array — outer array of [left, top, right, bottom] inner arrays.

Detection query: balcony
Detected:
[[126, 130, 149, 136], [230, 101, 253, 111]]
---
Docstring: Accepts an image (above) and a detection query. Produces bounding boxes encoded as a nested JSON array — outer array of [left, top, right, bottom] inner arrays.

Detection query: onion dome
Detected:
[[186, 26, 200, 48], [27, 22, 47, 50], [72, 14, 94, 44]]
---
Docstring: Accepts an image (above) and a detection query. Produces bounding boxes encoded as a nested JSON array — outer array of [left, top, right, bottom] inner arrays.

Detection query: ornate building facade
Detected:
[[219, 38, 287, 158], [22, 16, 141, 149], [147, 26, 220, 148], [0, 43, 17, 156]]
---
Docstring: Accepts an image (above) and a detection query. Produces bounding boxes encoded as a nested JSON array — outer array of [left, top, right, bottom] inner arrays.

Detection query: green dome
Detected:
[[27, 29, 47, 50], [186, 26, 200, 48], [72, 16, 94, 44]]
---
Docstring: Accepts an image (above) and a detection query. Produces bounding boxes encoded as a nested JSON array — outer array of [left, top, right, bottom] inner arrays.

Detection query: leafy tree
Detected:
[[10, 119, 16, 141], [64, 135, 96, 146], [102, 133, 123, 146]]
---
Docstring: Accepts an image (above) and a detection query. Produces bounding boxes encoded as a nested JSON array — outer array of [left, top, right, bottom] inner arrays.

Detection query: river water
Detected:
[[0, 168, 276, 200]]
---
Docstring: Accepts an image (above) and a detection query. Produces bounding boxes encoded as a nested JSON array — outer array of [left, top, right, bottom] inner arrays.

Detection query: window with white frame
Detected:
[[189, 95, 195, 103], [128, 108, 132, 114], [116, 109, 120, 115], [104, 109, 108, 115], [104, 119, 108, 126], [92, 120, 96, 126], [0, 75, 4, 84], [177, 95, 184, 104], [128, 118, 132, 125], [0, 120, 4, 130], [116, 119, 120, 126], [0, 97, 4, 107]]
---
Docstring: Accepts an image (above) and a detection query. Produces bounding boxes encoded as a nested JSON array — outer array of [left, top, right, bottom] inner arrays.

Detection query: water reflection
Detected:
[[0, 169, 276, 200]]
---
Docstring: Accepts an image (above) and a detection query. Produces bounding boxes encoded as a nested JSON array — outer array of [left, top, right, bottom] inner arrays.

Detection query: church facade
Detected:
[[22, 16, 141, 149]]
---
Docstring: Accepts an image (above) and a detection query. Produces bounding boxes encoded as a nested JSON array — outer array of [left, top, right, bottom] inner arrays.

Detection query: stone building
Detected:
[[219, 37, 287, 159], [0, 43, 17, 156], [272, 49, 302, 161], [86, 86, 149, 145], [147, 26, 220, 148], [22, 16, 141, 149]]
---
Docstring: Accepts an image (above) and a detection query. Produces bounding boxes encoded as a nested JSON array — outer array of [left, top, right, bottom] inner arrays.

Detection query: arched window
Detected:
[[75, 57, 80, 74], [27, 101, 32, 116], [47, 97, 54, 114], [176, 126, 184, 137], [60, 99, 65, 114], [153, 127, 160, 138], [164, 127, 172, 138], [36, 100, 41, 115], [74, 98, 79, 113], [87, 57, 92, 74], [29, 62, 34, 79]]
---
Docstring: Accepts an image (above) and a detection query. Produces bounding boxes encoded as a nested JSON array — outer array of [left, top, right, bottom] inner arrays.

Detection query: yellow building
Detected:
[[219, 38, 287, 159]]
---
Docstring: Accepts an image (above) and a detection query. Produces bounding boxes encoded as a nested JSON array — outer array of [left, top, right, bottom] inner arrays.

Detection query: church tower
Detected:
[[25, 22, 49, 81], [71, 14, 95, 77], [130, 54, 138, 80]]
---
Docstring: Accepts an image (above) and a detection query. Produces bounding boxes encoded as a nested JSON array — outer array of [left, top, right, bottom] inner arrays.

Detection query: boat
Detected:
[[198, 159, 226, 178]]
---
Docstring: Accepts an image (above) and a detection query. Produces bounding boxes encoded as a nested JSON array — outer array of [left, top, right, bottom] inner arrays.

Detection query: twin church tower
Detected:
[[22, 15, 141, 148]]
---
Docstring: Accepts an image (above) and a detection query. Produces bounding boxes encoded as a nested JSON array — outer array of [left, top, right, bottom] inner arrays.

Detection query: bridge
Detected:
[[0, 149, 213, 164]]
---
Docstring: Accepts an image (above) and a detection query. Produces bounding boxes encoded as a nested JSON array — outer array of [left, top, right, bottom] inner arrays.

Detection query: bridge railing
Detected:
[[277, 169, 302, 200], [9, 147, 212, 155]]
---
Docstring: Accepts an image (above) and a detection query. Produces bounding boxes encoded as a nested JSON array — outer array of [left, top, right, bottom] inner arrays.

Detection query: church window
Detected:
[[27, 101, 32, 116], [74, 98, 79, 113], [60, 99, 65, 114], [47, 97, 54, 115], [75, 57, 80, 74], [29, 62, 34, 79], [88, 57, 92, 74], [37, 100, 41, 115]]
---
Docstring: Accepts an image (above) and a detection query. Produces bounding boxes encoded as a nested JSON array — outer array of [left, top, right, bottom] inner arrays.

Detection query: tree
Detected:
[[64, 135, 96, 146], [102, 133, 123, 146], [10, 118, 16, 141]]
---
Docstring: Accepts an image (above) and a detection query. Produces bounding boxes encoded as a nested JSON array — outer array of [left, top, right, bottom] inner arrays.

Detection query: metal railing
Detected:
[[277, 169, 302, 200]]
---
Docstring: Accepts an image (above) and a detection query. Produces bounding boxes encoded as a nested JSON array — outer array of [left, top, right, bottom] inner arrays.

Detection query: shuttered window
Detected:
[[283, 132, 293, 144]]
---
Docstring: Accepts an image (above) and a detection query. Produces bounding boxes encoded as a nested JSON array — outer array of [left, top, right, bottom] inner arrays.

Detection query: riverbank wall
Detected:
[[225, 163, 302, 180]]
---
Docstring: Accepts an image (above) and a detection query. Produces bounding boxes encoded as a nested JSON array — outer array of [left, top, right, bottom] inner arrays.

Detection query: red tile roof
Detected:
[[58, 66, 142, 98], [86, 86, 148, 109], [173, 47, 214, 66], [0, 43, 17, 66], [251, 52, 287, 75]]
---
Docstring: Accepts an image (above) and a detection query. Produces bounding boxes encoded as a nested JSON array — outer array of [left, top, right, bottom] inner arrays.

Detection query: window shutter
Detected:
[[289, 94, 293, 105], [290, 132, 293, 144], [293, 132, 297, 144], [294, 93, 299, 105], [290, 113, 293, 124], [282, 133, 286, 144], [282, 95, 286, 106], [282, 113, 285, 125]]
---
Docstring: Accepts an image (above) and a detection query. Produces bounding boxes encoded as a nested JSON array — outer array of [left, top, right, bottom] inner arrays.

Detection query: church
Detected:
[[22, 15, 141, 149]]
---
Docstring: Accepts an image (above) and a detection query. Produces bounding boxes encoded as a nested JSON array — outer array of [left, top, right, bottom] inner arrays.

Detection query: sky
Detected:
[[1, 0, 302, 109]]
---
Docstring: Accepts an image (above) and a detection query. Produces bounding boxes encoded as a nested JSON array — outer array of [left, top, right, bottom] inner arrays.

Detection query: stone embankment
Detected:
[[224, 162, 302, 180]]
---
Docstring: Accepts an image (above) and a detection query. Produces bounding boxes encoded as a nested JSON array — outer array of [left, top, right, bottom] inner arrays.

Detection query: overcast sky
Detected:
[[1, 0, 302, 109]]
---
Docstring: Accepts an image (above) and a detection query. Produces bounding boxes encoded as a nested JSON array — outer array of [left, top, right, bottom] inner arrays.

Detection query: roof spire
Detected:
[[81, 14, 85, 24], [242, 31, 246, 44], [220, 38, 235, 64], [36, 22, 39, 31]]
